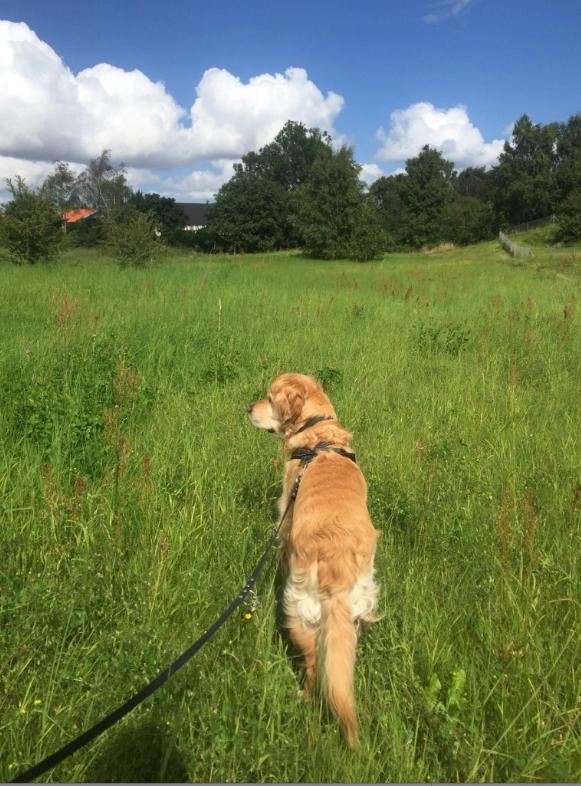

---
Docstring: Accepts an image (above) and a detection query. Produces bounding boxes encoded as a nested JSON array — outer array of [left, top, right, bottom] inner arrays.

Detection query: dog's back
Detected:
[[284, 451, 378, 745], [248, 372, 379, 744]]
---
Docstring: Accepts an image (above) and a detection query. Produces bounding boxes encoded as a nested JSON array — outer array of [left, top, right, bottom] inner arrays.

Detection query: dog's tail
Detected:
[[321, 590, 358, 746]]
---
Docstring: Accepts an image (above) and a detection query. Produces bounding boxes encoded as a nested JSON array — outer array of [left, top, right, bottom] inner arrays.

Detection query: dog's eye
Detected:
[[267, 395, 272, 404]]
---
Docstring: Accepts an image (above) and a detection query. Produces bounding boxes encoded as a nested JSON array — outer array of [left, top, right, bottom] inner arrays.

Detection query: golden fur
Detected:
[[248, 373, 379, 745]]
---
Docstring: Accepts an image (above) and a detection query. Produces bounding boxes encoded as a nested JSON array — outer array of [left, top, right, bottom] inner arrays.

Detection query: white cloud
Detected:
[[422, 0, 473, 24], [125, 159, 236, 202], [0, 21, 344, 172], [186, 67, 343, 163], [359, 163, 385, 187], [376, 102, 505, 170], [0, 156, 56, 188]]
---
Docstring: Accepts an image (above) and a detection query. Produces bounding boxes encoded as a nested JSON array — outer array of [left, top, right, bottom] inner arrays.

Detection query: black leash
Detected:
[[10, 475, 303, 784]]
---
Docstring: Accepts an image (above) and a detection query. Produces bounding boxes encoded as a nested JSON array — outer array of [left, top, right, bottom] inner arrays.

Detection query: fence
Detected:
[[498, 231, 534, 258], [504, 214, 557, 235]]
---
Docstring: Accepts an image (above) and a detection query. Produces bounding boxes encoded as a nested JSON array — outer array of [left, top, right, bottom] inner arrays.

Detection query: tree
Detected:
[[204, 171, 289, 252], [0, 177, 62, 264], [456, 167, 493, 202], [204, 121, 334, 252], [77, 150, 131, 212], [244, 120, 332, 190], [385, 146, 456, 248], [348, 197, 388, 261], [295, 145, 385, 260], [492, 115, 559, 225], [556, 189, 581, 243], [41, 162, 81, 221], [441, 196, 496, 245], [128, 191, 186, 244], [555, 114, 581, 202], [368, 173, 407, 245], [103, 205, 162, 267]]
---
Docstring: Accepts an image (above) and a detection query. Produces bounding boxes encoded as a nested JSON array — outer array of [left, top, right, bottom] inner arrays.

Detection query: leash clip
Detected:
[[244, 588, 258, 612]]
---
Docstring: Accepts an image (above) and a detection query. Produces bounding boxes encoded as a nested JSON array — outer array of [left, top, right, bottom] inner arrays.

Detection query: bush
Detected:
[[440, 196, 496, 245], [556, 189, 581, 243], [348, 198, 388, 261], [0, 177, 62, 264], [104, 206, 163, 267], [67, 215, 105, 247], [172, 228, 202, 249]]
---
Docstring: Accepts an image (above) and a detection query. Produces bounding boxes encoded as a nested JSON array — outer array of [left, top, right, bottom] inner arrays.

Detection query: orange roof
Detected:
[[64, 208, 97, 223]]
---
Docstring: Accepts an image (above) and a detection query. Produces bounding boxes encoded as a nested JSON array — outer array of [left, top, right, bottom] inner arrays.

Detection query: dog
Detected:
[[248, 372, 379, 745]]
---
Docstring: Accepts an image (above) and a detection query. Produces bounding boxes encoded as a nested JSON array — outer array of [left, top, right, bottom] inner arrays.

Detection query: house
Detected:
[[64, 208, 97, 225], [175, 202, 209, 231]]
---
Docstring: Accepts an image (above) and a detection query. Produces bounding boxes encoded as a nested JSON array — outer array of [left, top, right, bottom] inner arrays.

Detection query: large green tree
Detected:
[[204, 170, 289, 253], [204, 121, 332, 251], [1, 177, 62, 264], [368, 173, 407, 245], [555, 114, 581, 203], [295, 145, 385, 260], [398, 146, 456, 248], [492, 115, 560, 225]]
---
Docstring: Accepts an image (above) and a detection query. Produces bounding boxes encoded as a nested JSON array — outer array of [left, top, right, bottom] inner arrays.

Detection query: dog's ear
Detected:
[[278, 386, 305, 426]]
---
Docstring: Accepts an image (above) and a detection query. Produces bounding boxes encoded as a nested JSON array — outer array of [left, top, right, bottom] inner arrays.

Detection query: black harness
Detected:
[[291, 441, 357, 468], [290, 416, 357, 468]]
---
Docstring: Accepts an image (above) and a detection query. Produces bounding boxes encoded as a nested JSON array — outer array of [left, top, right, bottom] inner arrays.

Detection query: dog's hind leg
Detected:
[[287, 622, 318, 697]]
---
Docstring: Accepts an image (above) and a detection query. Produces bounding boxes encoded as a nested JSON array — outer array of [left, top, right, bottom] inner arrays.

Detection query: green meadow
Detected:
[[1, 238, 580, 782]]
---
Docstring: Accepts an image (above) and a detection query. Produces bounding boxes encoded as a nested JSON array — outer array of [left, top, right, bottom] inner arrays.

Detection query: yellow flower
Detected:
[[243, 612, 253, 620], [34, 699, 42, 705]]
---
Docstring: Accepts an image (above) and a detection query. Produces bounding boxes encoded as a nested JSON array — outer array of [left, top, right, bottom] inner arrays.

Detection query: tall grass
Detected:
[[1, 243, 579, 782]]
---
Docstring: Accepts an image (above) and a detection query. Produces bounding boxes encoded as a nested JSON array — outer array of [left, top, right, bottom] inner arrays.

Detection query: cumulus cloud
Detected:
[[0, 21, 344, 171], [359, 163, 385, 187], [376, 102, 505, 170], [422, 0, 473, 24], [125, 159, 236, 202]]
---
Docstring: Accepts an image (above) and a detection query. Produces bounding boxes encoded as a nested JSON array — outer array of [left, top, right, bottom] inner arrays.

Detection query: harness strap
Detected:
[[291, 441, 357, 469], [294, 415, 334, 435]]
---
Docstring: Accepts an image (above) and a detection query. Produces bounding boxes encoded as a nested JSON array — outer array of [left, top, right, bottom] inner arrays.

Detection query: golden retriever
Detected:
[[248, 372, 379, 745]]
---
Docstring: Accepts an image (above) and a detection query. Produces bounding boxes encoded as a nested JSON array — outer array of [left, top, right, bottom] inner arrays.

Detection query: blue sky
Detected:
[[1, 0, 580, 200]]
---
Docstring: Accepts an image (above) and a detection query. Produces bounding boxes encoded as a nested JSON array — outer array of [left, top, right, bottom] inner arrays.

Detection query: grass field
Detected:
[[1, 238, 580, 782]]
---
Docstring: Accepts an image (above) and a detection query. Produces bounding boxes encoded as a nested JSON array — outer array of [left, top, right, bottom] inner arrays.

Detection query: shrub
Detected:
[[0, 177, 62, 264], [556, 189, 581, 243], [104, 206, 163, 267], [440, 196, 496, 245]]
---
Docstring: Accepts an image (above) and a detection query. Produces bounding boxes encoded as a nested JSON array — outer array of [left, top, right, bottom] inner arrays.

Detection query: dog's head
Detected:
[[248, 373, 336, 434]]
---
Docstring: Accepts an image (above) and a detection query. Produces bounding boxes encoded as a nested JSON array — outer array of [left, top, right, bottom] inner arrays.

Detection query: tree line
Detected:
[[1, 112, 580, 264], [0, 151, 189, 265], [199, 113, 581, 256]]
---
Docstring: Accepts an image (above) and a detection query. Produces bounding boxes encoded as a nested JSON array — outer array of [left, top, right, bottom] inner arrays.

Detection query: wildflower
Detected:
[[34, 698, 42, 705], [243, 612, 253, 620]]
